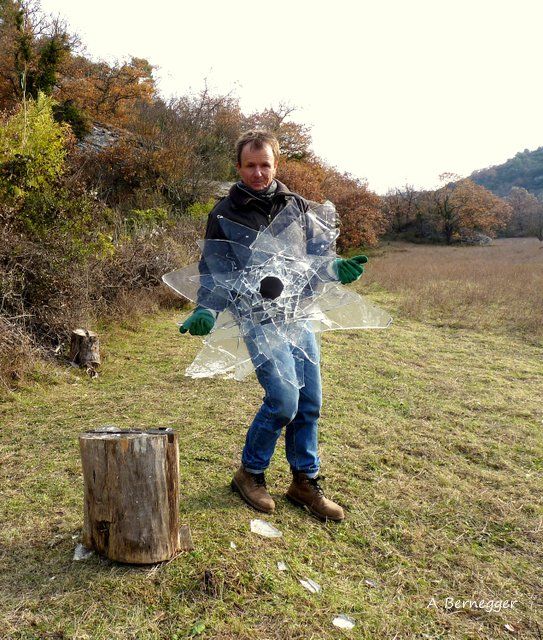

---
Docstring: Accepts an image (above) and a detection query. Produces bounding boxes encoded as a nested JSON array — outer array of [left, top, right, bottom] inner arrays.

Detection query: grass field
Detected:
[[363, 237, 543, 342], [1, 239, 542, 639]]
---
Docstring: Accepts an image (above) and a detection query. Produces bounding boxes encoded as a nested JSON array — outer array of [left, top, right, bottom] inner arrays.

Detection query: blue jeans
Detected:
[[241, 326, 322, 477]]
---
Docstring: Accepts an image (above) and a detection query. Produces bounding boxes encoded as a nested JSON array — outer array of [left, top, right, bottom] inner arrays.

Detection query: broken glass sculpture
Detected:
[[163, 200, 391, 388]]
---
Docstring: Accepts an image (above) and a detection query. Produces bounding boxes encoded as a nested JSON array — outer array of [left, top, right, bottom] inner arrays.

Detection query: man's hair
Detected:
[[236, 130, 280, 165]]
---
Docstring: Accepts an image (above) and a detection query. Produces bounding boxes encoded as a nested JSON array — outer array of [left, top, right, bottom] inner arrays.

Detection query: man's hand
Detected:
[[334, 255, 368, 285], [179, 308, 215, 336]]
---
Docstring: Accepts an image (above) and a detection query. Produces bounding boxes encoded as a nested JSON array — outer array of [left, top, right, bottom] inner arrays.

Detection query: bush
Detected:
[[52, 99, 91, 140], [121, 207, 169, 236], [277, 158, 385, 250], [75, 141, 161, 210], [0, 315, 38, 392], [0, 94, 205, 388], [0, 93, 69, 210], [0, 210, 203, 389], [186, 198, 216, 220]]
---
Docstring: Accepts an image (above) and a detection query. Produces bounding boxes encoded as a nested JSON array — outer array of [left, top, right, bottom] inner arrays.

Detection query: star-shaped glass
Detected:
[[163, 200, 392, 388]]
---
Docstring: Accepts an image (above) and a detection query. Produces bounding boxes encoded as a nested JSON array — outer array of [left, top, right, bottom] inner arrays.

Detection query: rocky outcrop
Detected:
[[78, 123, 122, 153], [211, 181, 234, 198], [460, 231, 493, 246], [78, 122, 157, 153]]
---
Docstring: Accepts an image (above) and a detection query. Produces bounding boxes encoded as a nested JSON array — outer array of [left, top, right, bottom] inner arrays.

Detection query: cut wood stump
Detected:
[[70, 329, 100, 376], [79, 426, 185, 564]]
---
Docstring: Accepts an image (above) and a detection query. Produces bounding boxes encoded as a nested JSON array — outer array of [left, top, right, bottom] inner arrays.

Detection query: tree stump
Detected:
[[79, 426, 181, 564], [70, 329, 101, 373]]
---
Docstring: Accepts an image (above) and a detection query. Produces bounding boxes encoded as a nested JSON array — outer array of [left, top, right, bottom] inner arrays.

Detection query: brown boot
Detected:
[[231, 466, 275, 514], [286, 472, 345, 522]]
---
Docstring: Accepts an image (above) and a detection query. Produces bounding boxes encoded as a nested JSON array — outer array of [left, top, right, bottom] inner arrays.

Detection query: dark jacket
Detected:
[[204, 180, 309, 240], [197, 180, 323, 312]]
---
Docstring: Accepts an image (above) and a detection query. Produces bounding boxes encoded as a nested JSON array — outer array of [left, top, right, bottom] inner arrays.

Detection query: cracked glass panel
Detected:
[[162, 201, 392, 388]]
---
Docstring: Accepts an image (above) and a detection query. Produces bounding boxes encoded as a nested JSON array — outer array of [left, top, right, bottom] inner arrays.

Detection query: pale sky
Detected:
[[40, 0, 543, 194]]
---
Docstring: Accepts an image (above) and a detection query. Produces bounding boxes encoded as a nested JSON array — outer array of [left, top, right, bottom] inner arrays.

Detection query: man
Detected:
[[180, 131, 366, 521]]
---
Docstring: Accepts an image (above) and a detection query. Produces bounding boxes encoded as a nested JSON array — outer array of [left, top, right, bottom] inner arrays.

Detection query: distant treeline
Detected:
[[382, 179, 543, 244]]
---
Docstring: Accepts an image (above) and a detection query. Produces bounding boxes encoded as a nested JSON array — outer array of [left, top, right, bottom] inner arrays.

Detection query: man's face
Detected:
[[237, 142, 278, 192]]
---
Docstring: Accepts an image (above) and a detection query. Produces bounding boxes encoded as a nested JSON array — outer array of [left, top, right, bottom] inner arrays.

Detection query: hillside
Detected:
[[470, 146, 543, 198]]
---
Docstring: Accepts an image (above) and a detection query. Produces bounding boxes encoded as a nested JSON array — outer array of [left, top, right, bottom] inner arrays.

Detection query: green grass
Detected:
[[1, 269, 542, 638]]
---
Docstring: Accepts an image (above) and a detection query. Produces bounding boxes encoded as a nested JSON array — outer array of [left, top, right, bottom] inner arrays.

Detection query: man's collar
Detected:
[[229, 180, 295, 207], [238, 180, 277, 200]]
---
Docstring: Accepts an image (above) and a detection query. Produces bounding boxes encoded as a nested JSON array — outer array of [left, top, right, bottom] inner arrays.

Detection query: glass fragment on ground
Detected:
[[332, 614, 356, 629], [73, 543, 93, 561], [249, 519, 283, 538], [299, 577, 322, 594]]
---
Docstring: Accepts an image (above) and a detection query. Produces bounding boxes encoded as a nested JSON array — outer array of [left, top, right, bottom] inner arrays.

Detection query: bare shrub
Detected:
[[0, 316, 38, 390], [88, 218, 201, 314], [0, 213, 203, 386]]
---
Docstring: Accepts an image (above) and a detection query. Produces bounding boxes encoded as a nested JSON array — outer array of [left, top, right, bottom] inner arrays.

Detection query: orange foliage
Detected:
[[244, 104, 311, 160], [0, 3, 387, 250], [57, 55, 155, 127], [429, 178, 512, 243], [324, 170, 385, 250], [277, 159, 385, 250], [277, 157, 326, 202]]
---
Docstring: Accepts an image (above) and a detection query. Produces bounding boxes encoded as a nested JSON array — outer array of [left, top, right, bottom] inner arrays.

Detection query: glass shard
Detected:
[[163, 201, 392, 388]]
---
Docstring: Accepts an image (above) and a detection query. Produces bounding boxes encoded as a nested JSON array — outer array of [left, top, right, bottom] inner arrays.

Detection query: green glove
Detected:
[[334, 255, 368, 284], [179, 308, 215, 336]]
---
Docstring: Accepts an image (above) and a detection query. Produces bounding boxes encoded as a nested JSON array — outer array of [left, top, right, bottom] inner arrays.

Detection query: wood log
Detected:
[[70, 329, 101, 369], [79, 426, 181, 564]]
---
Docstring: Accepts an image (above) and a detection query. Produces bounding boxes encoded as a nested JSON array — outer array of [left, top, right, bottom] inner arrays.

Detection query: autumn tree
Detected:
[[57, 55, 155, 127], [244, 104, 312, 160], [150, 88, 241, 209], [323, 169, 385, 250], [276, 157, 326, 202], [426, 175, 512, 244], [277, 158, 385, 249], [505, 187, 543, 238], [381, 184, 421, 233], [81, 87, 242, 212], [0, 0, 73, 108]]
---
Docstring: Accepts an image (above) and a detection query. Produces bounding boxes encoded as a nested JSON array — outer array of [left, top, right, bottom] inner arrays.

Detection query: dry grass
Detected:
[[363, 238, 543, 342], [1, 308, 541, 639]]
